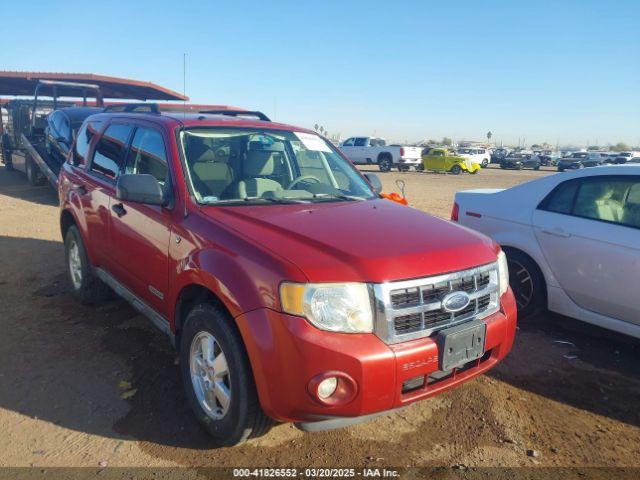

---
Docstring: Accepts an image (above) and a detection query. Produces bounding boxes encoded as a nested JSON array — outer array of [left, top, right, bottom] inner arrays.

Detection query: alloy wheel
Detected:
[[190, 331, 231, 420], [68, 240, 83, 290], [508, 259, 534, 309]]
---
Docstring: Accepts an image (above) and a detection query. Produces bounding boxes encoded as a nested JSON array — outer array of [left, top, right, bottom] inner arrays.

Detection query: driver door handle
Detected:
[[111, 203, 127, 218], [542, 228, 571, 238]]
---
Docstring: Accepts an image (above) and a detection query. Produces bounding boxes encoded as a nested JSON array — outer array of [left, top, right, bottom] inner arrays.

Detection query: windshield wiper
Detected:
[[244, 196, 311, 204], [312, 193, 366, 202]]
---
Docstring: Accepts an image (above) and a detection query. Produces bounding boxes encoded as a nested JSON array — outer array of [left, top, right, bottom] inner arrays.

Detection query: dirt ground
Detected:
[[1, 164, 639, 473]]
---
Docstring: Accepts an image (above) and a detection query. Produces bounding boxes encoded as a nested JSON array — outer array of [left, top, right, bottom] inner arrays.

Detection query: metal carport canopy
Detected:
[[0, 71, 188, 101]]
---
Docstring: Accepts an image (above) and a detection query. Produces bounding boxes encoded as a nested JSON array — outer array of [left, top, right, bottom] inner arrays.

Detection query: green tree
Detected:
[[587, 145, 600, 151], [486, 131, 492, 142], [611, 142, 630, 151], [442, 137, 453, 146], [428, 139, 437, 145]]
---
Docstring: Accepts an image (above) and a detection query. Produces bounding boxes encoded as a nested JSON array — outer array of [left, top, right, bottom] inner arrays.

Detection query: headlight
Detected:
[[280, 282, 373, 333], [497, 251, 509, 296]]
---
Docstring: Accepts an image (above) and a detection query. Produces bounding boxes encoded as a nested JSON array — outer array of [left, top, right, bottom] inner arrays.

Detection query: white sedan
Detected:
[[452, 165, 640, 338]]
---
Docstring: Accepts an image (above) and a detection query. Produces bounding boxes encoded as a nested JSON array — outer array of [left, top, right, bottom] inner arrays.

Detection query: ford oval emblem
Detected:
[[441, 291, 471, 312]]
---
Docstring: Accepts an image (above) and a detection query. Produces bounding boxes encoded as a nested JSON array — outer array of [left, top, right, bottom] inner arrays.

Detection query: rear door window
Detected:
[[540, 176, 640, 228], [90, 123, 133, 180]]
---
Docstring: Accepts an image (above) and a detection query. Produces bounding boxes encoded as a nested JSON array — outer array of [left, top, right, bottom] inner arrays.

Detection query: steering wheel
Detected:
[[287, 175, 321, 190]]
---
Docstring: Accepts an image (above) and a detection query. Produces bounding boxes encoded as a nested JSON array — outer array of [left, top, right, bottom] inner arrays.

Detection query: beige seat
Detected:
[[237, 147, 284, 198], [187, 136, 234, 198], [574, 183, 623, 222]]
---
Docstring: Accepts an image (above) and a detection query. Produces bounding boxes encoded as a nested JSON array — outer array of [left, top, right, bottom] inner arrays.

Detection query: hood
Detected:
[[200, 199, 499, 283]]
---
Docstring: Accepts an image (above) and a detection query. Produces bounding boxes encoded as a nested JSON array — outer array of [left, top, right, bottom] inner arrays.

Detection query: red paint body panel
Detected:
[[58, 111, 517, 424]]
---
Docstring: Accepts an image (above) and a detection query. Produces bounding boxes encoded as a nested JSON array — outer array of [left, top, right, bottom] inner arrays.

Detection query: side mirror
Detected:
[[364, 173, 383, 194], [116, 174, 164, 205]]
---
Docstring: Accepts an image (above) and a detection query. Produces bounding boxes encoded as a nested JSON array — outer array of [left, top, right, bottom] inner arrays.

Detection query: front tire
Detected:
[[180, 303, 272, 446], [504, 248, 546, 319], [64, 226, 111, 304], [481, 159, 489, 168], [450, 164, 462, 175]]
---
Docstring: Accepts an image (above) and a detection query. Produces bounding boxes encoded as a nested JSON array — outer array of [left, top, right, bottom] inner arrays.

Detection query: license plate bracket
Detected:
[[436, 320, 486, 371]]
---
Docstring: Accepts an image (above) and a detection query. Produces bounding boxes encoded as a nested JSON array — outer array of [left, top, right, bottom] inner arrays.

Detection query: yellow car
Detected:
[[422, 148, 481, 175]]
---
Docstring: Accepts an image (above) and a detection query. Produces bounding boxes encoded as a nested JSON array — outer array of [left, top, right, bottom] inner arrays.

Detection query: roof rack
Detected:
[[103, 103, 160, 113], [198, 109, 271, 121]]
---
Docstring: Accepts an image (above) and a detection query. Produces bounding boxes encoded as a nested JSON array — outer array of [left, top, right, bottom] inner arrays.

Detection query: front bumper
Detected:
[[235, 289, 517, 423]]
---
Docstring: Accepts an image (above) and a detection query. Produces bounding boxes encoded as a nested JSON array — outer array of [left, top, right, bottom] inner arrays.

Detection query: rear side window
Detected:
[[72, 120, 102, 166], [354, 137, 367, 147], [90, 124, 132, 179], [124, 127, 168, 185], [539, 180, 579, 214]]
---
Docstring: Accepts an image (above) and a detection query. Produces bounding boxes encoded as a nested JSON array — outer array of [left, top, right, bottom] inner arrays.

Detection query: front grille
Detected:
[[373, 263, 501, 344]]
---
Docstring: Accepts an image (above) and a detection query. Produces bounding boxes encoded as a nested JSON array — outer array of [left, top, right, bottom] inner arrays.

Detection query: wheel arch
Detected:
[[173, 283, 233, 351], [60, 208, 77, 240], [499, 244, 549, 307], [377, 152, 392, 162]]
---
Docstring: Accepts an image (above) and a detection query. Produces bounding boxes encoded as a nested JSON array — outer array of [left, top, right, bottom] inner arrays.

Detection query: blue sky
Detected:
[[2, 0, 638, 146]]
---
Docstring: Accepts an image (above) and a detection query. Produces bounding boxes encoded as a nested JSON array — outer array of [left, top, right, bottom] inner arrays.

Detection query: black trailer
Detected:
[[0, 71, 187, 189]]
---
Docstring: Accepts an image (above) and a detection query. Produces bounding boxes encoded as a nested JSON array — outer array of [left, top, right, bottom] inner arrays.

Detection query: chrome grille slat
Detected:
[[374, 262, 501, 344]]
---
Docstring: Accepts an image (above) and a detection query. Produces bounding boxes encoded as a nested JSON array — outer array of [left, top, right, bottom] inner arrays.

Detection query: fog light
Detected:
[[317, 377, 338, 399]]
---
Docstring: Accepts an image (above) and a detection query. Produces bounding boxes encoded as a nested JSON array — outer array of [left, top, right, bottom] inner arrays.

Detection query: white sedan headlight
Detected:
[[280, 282, 373, 333], [497, 250, 510, 296]]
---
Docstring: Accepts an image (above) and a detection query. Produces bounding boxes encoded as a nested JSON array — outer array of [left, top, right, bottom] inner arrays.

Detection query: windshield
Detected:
[[570, 153, 588, 158], [458, 149, 471, 154], [180, 128, 376, 205]]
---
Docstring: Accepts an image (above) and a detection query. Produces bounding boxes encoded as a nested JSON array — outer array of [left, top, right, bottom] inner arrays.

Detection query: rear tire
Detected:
[[378, 155, 392, 172], [26, 156, 45, 186], [64, 226, 112, 304], [503, 248, 546, 319], [481, 159, 489, 168], [180, 303, 272, 446]]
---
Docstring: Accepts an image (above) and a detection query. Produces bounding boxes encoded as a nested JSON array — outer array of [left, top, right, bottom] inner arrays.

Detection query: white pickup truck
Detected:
[[339, 136, 423, 172]]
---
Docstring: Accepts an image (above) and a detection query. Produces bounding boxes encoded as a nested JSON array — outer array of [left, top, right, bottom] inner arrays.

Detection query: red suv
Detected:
[[58, 107, 517, 446]]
